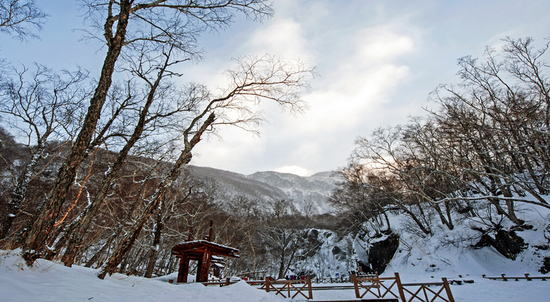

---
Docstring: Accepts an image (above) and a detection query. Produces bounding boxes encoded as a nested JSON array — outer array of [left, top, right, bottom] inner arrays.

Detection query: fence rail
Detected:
[[201, 272, 455, 302], [352, 273, 455, 302], [482, 273, 548, 281], [264, 276, 313, 299]]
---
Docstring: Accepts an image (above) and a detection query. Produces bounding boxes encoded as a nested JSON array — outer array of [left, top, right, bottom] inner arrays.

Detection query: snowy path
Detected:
[[1, 250, 549, 301]]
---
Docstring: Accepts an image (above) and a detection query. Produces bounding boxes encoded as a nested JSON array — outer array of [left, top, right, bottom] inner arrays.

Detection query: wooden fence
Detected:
[[352, 272, 455, 302], [201, 272, 455, 302], [482, 273, 548, 281], [202, 277, 313, 299], [263, 276, 313, 299]]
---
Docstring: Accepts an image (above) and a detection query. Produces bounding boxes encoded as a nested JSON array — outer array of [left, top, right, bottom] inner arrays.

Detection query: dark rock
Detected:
[[539, 257, 550, 274], [303, 229, 322, 257], [332, 246, 347, 261], [359, 232, 400, 274], [473, 229, 527, 260], [493, 229, 527, 260]]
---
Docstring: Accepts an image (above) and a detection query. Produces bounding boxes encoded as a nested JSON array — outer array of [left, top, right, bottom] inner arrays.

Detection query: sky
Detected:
[[1, 0, 550, 176]]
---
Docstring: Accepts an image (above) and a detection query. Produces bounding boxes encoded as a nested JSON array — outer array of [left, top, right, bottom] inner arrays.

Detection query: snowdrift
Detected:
[[2, 248, 550, 301], [0, 250, 284, 302]]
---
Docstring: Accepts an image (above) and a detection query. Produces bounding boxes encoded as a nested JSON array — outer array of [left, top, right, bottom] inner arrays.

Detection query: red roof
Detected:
[[172, 240, 239, 258]]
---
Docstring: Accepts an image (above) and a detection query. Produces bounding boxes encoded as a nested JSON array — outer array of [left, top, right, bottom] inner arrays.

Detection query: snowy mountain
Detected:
[[186, 166, 341, 214]]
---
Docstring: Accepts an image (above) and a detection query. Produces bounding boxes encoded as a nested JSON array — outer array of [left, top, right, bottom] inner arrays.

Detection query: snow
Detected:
[[2, 192, 550, 301], [0, 250, 284, 302], [1, 249, 550, 301]]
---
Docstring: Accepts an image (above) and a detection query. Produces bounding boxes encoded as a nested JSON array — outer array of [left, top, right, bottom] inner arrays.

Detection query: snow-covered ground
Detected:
[[1, 249, 549, 302]]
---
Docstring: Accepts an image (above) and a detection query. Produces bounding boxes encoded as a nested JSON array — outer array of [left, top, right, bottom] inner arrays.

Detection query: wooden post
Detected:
[[287, 280, 291, 298], [198, 247, 212, 282], [394, 272, 407, 302], [208, 220, 214, 241], [442, 277, 455, 302], [352, 274, 360, 298], [265, 277, 271, 292], [177, 253, 190, 283], [225, 277, 231, 286], [307, 275, 313, 299]]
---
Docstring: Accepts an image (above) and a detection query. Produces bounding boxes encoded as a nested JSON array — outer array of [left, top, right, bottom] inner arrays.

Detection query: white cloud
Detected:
[[355, 26, 416, 61], [191, 126, 266, 173], [262, 24, 417, 136], [191, 0, 550, 176], [245, 18, 314, 65], [192, 11, 421, 175], [274, 165, 310, 176]]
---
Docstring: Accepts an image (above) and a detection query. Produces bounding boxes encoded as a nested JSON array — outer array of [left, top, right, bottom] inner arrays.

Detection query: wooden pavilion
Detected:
[[172, 221, 239, 283]]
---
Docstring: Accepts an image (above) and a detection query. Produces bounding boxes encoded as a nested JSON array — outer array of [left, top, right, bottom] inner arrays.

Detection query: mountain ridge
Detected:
[[185, 165, 341, 214]]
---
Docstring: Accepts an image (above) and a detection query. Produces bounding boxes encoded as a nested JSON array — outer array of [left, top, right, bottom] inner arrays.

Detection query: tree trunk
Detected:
[[399, 204, 432, 236], [0, 142, 50, 244], [22, 1, 132, 263], [61, 47, 172, 267], [85, 234, 115, 268], [144, 207, 164, 278], [98, 113, 215, 279], [0, 165, 33, 242], [277, 247, 286, 279]]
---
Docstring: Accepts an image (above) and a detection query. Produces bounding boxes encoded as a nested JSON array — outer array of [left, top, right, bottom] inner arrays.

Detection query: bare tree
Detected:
[[59, 45, 190, 267], [97, 54, 313, 279], [329, 167, 392, 236], [343, 37, 550, 245], [22, 0, 273, 263], [260, 199, 307, 279], [0, 0, 46, 40], [0, 65, 89, 243], [430, 37, 550, 217]]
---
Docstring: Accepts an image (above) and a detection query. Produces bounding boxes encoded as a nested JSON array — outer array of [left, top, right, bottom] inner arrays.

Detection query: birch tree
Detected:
[[22, 0, 273, 263], [97, 54, 313, 279]]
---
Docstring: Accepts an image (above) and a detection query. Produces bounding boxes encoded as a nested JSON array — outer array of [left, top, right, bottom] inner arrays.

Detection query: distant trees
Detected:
[[260, 199, 307, 279], [332, 37, 550, 240], [0, 65, 89, 241]]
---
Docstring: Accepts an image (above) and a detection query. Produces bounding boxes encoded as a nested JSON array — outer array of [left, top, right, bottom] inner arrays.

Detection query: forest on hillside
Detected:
[[1, 0, 550, 280], [330, 36, 550, 275]]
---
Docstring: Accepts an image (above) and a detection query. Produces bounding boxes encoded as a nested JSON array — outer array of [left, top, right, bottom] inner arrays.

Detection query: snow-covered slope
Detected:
[[0, 250, 285, 302], [385, 204, 550, 278], [186, 166, 340, 214], [246, 171, 340, 213], [289, 202, 550, 282], [2, 248, 550, 302]]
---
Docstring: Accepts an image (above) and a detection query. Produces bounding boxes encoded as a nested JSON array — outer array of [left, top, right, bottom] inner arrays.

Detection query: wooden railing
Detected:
[[263, 276, 313, 299], [202, 277, 313, 300], [400, 280, 454, 302], [352, 273, 403, 300], [201, 272, 455, 302], [482, 273, 548, 281], [352, 273, 455, 302]]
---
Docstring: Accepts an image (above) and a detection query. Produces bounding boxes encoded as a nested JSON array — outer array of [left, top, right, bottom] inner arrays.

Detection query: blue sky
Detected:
[[2, 0, 549, 176]]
